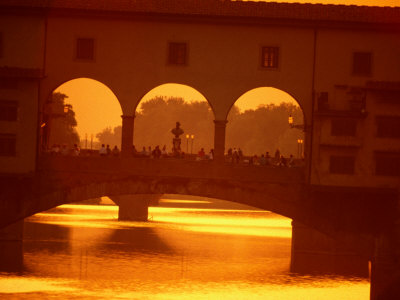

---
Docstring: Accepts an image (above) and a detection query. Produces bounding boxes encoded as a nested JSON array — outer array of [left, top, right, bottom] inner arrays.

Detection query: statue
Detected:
[[171, 122, 184, 156]]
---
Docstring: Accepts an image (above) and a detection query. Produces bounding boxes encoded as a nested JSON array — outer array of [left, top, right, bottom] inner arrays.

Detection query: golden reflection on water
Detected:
[[150, 207, 292, 238], [0, 202, 369, 299], [0, 276, 77, 293], [159, 199, 212, 204]]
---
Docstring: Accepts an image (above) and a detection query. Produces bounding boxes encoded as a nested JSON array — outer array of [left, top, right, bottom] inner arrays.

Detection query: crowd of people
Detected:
[[47, 143, 301, 167], [226, 148, 299, 167]]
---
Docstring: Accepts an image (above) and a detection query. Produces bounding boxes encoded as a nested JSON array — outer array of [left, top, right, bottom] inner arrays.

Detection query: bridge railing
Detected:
[[38, 156, 305, 184]]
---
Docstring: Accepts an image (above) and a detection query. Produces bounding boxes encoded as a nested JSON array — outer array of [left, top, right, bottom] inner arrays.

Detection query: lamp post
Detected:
[[288, 115, 305, 130], [190, 134, 194, 154], [297, 139, 304, 158], [186, 134, 189, 153]]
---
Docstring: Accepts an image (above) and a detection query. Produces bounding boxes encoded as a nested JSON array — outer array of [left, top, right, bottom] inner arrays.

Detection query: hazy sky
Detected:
[[56, 0, 399, 140]]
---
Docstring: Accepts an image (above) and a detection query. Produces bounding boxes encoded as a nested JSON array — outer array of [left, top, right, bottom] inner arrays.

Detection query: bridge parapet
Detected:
[[37, 156, 306, 184]]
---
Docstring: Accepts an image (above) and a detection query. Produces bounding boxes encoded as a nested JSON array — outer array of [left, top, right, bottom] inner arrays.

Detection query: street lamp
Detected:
[[190, 134, 194, 154], [186, 134, 189, 153], [288, 115, 305, 130], [288, 115, 294, 126], [297, 139, 304, 158]]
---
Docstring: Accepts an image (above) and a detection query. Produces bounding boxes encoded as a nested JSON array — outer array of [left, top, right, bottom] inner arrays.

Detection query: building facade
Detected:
[[0, 0, 399, 189]]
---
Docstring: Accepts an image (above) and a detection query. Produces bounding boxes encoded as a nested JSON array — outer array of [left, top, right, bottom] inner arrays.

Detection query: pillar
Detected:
[[370, 232, 400, 300], [370, 188, 400, 300], [121, 115, 135, 157], [291, 221, 368, 276], [0, 221, 24, 272], [213, 120, 228, 163], [111, 195, 149, 221]]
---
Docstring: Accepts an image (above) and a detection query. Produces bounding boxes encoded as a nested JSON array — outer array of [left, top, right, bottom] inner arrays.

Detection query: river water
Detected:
[[0, 197, 369, 299]]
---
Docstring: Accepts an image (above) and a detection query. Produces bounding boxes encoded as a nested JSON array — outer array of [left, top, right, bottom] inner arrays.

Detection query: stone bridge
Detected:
[[1, 156, 400, 298], [1, 156, 397, 259]]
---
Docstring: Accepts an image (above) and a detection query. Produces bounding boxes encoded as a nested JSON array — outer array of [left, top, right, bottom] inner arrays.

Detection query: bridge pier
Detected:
[[111, 195, 150, 221], [213, 120, 227, 163], [290, 221, 368, 276], [0, 221, 24, 272], [370, 227, 400, 299], [121, 115, 135, 157]]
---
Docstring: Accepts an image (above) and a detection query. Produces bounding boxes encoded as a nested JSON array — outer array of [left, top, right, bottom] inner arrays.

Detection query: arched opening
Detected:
[[41, 78, 122, 154], [226, 87, 305, 165], [133, 83, 215, 157]]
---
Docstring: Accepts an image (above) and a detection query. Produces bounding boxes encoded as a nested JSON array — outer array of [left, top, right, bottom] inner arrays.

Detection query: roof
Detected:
[[0, 0, 399, 27]]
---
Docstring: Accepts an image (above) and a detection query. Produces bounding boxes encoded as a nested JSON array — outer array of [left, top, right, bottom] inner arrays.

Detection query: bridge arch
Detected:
[[40, 77, 123, 151], [225, 86, 306, 160], [16, 174, 373, 259], [133, 83, 215, 155], [134, 83, 215, 117]]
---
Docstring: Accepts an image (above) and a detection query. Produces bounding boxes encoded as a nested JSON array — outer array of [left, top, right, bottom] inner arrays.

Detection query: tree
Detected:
[[94, 97, 304, 156], [96, 126, 122, 148], [45, 92, 80, 147]]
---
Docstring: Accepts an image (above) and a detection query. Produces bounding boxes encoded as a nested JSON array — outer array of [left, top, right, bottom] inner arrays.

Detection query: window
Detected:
[[331, 118, 357, 136], [375, 152, 400, 176], [0, 134, 16, 156], [0, 100, 18, 121], [376, 116, 400, 139], [168, 42, 187, 65], [261, 47, 279, 68], [329, 155, 355, 174], [352, 52, 372, 76], [76, 38, 94, 60]]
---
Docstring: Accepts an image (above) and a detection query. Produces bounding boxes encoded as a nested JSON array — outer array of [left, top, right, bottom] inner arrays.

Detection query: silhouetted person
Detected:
[[288, 154, 294, 167], [106, 144, 111, 156], [274, 149, 281, 165], [208, 149, 214, 160], [198, 148, 205, 159], [238, 148, 243, 163], [161, 145, 168, 157], [112, 145, 120, 157], [99, 144, 107, 156], [279, 155, 287, 167], [152, 145, 161, 158], [259, 154, 266, 165]]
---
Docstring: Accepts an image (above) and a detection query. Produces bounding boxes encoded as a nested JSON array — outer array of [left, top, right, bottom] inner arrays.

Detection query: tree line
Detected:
[[96, 96, 304, 157]]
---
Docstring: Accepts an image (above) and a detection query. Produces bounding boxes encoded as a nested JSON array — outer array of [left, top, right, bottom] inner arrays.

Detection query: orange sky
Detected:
[[56, 80, 296, 140], [56, 0, 400, 141]]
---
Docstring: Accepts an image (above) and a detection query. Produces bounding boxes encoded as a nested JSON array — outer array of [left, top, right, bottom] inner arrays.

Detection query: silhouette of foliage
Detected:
[[48, 92, 80, 146], [227, 102, 304, 156], [95, 96, 303, 156]]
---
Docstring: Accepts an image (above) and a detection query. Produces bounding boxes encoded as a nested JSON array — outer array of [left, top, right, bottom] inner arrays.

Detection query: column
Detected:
[[213, 120, 228, 163], [121, 115, 135, 157], [370, 232, 400, 300], [370, 187, 400, 300], [111, 195, 149, 222]]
